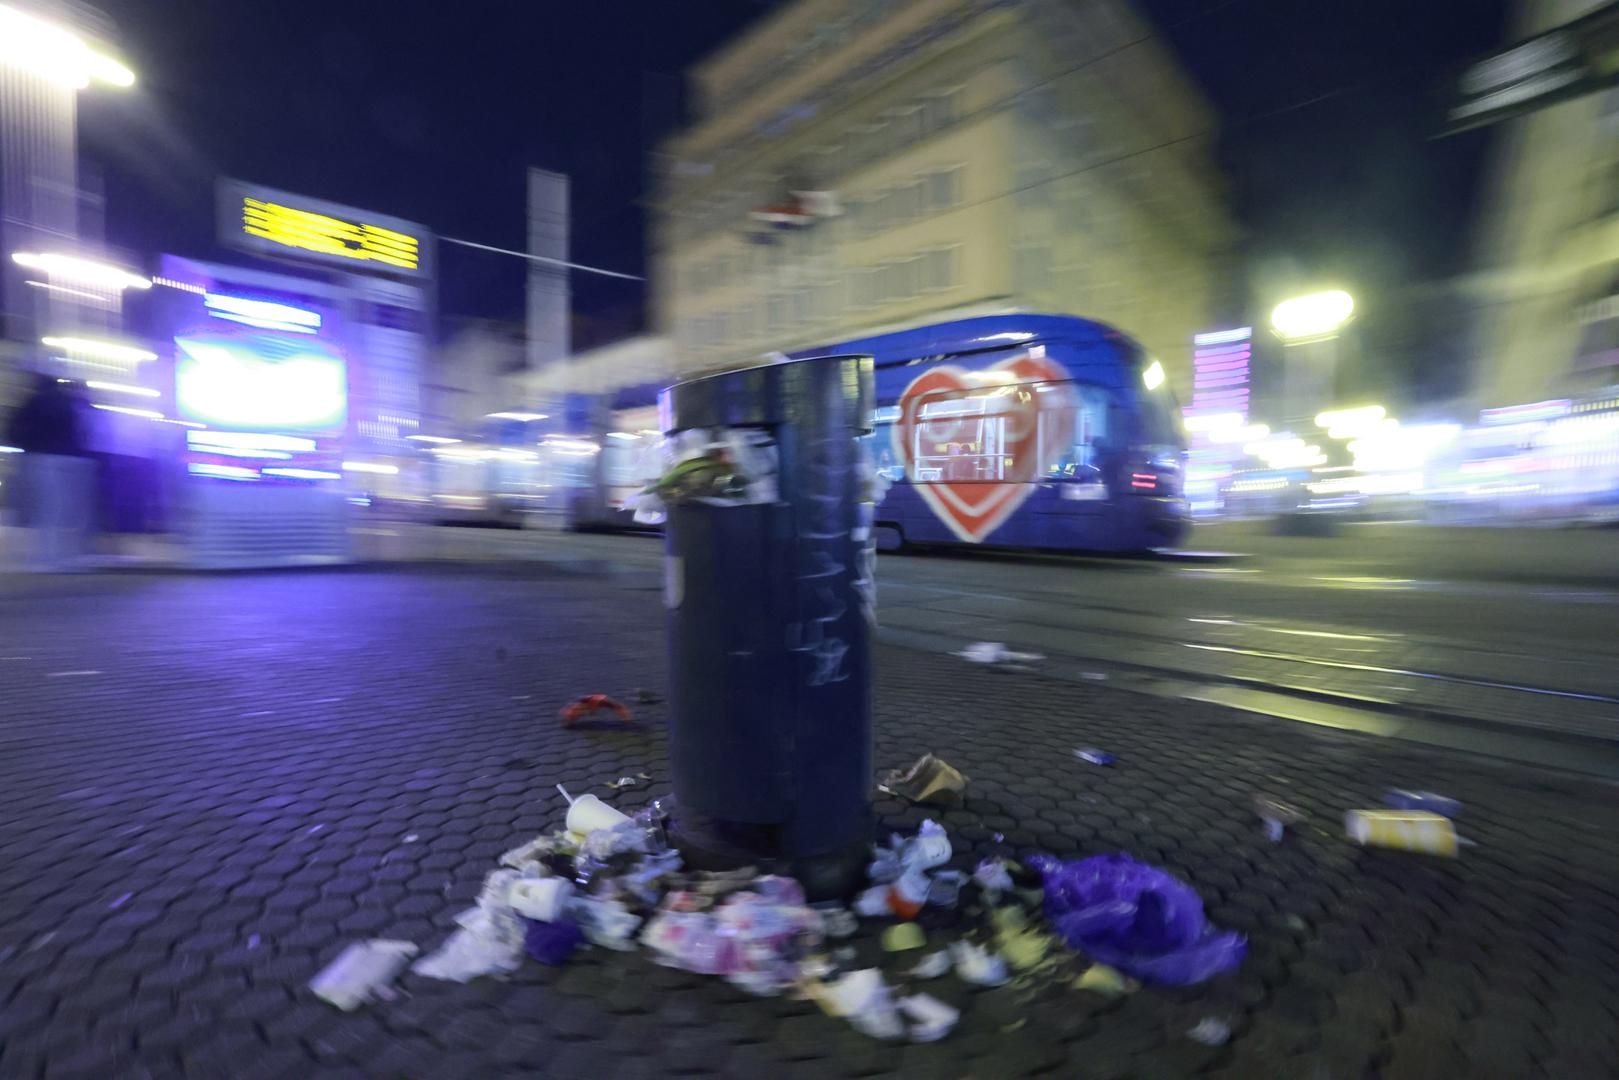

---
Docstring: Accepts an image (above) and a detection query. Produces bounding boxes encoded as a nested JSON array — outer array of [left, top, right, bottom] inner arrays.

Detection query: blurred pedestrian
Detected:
[[3, 374, 97, 570]]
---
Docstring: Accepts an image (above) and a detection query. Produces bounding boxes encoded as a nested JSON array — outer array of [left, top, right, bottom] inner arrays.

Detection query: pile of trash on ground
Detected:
[[311, 780, 1249, 1043]]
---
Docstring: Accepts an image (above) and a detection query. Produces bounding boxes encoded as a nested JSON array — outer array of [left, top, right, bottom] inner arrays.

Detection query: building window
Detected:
[[849, 123, 886, 170], [889, 106, 923, 148], [921, 247, 958, 291], [921, 87, 962, 134], [901, 180, 925, 222], [925, 167, 962, 211]]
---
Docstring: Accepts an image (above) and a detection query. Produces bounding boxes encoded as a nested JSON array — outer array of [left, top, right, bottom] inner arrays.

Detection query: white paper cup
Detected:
[[565, 793, 631, 835]]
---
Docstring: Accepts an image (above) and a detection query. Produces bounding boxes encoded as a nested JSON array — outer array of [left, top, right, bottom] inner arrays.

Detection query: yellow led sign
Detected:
[[241, 197, 420, 272]]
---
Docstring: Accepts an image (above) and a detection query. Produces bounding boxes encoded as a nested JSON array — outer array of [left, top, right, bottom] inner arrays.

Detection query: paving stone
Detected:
[[0, 566, 1613, 1079]]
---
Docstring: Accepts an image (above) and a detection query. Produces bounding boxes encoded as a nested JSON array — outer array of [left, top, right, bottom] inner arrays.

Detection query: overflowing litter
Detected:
[[559, 694, 634, 727], [309, 940, 417, 1010], [878, 753, 968, 806], [1030, 853, 1247, 985], [311, 775, 1245, 1046], [955, 641, 1043, 665], [1345, 809, 1459, 856]]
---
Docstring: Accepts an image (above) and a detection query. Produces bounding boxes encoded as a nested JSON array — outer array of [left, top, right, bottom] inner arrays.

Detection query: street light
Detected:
[[1270, 290, 1355, 344], [40, 336, 157, 363], [0, 4, 135, 89], [14, 252, 151, 292]]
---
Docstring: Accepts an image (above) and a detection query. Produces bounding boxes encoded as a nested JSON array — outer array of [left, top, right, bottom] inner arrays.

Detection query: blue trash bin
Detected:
[[659, 353, 875, 898]]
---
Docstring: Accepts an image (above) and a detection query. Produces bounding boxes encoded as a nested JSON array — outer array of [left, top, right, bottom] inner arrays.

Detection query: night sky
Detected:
[[83, 0, 1510, 379]]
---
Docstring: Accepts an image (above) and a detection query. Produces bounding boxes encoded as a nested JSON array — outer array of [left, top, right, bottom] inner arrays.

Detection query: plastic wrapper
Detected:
[[949, 940, 1009, 986], [899, 993, 958, 1042], [820, 969, 905, 1040], [412, 912, 526, 983], [640, 879, 824, 995], [573, 804, 671, 886], [1028, 853, 1245, 986], [566, 896, 642, 951], [907, 950, 953, 979], [973, 858, 1014, 895], [413, 868, 530, 983], [310, 940, 417, 1010]]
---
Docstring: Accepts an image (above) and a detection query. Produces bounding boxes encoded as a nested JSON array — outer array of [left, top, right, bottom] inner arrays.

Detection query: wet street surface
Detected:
[[398, 524, 1619, 761], [0, 545, 1616, 1079]]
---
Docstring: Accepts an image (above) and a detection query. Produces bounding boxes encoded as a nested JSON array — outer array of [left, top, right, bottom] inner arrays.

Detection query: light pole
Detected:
[[1270, 289, 1355, 428]]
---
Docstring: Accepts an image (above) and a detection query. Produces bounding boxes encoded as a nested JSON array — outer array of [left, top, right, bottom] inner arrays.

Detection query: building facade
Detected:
[[1472, 0, 1619, 408], [650, 0, 1234, 398]]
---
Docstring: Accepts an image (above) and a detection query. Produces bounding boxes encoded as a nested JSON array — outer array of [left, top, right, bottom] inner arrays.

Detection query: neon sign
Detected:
[[217, 179, 429, 278], [241, 198, 419, 271]]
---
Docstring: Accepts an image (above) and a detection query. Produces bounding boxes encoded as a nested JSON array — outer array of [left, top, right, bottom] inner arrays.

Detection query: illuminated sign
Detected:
[[217, 179, 431, 278], [175, 332, 347, 433], [204, 292, 322, 334]]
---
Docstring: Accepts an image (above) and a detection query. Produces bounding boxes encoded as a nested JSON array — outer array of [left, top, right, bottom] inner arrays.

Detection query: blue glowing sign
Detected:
[[175, 331, 347, 433]]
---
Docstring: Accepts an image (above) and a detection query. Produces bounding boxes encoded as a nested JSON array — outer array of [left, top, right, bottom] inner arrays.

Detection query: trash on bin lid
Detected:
[[1074, 748, 1116, 766], [559, 694, 633, 728], [309, 940, 418, 1011], [879, 753, 968, 806], [881, 922, 926, 952], [955, 641, 1043, 665], [1382, 789, 1461, 818]]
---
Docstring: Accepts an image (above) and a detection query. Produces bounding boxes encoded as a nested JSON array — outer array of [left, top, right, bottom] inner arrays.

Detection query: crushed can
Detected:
[[1344, 809, 1458, 857]]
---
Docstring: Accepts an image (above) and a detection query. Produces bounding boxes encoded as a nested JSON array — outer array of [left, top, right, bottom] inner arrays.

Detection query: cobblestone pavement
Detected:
[[0, 565, 1615, 1080]]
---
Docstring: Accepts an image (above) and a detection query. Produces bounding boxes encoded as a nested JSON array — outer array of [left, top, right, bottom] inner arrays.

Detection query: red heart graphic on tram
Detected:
[[892, 353, 1077, 543]]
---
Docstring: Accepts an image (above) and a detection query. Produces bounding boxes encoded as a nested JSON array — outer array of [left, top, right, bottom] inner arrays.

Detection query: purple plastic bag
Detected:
[[525, 919, 584, 966], [1027, 853, 1245, 986]]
